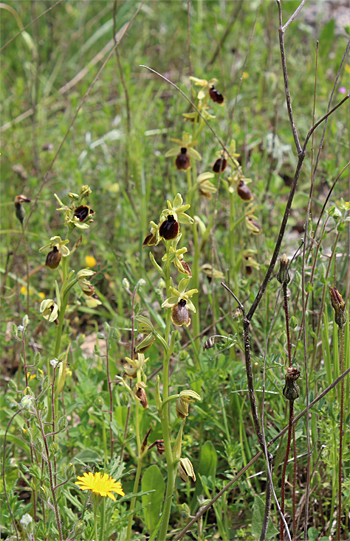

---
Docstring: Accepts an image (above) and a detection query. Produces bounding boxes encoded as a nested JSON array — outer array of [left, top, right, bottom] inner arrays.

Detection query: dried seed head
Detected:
[[283, 366, 301, 401], [159, 215, 179, 240], [175, 148, 191, 170], [209, 85, 224, 104], [237, 180, 253, 201], [277, 254, 290, 285], [212, 157, 227, 173], [45, 246, 62, 270], [171, 299, 191, 327], [329, 286, 347, 327]]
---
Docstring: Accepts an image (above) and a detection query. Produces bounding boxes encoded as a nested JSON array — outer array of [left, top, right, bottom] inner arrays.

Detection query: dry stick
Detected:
[[280, 400, 294, 541], [113, 0, 136, 215], [174, 365, 350, 541], [291, 162, 350, 366], [261, 286, 292, 541], [276, 0, 302, 154], [206, 0, 244, 68], [300, 41, 319, 538], [0, 3, 144, 293], [247, 94, 350, 325], [0, 0, 63, 52]]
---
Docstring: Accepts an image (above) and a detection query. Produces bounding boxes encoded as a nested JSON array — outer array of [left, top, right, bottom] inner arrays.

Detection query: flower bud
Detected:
[[283, 366, 301, 401], [246, 217, 261, 235], [45, 246, 62, 270], [176, 396, 189, 419], [14, 195, 31, 224], [237, 181, 253, 201], [212, 157, 227, 173], [159, 215, 179, 240], [175, 148, 191, 170], [178, 458, 196, 483], [277, 254, 290, 285], [329, 287, 347, 327], [79, 185, 92, 198], [135, 383, 149, 409], [209, 85, 224, 104], [171, 300, 191, 327]]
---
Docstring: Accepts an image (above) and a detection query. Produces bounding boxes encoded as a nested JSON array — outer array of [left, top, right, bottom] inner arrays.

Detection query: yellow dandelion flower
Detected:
[[38, 292, 45, 300], [20, 286, 33, 296], [85, 255, 96, 267], [345, 64, 350, 74], [75, 472, 124, 501], [242, 72, 249, 79]]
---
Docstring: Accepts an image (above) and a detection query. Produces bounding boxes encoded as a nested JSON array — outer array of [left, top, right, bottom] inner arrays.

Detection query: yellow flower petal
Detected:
[[75, 472, 124, 500], [85, 255, 96, 267]]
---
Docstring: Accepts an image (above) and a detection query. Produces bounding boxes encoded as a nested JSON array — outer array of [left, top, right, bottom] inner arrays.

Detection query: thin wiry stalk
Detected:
[[281, 400, 294, 541], [338, 323, 345, 541], [0, 0, 63, 52], [113, 0, 136, 215], [2, 409, 23, 541], [261, 285, 292, 541], [206, 0, 244, 68], [173, 365, 350, 541]]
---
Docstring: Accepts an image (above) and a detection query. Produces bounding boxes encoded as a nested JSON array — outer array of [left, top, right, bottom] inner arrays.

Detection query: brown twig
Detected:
[[174, 364, 350, 541], [206, 0, 244, 68]]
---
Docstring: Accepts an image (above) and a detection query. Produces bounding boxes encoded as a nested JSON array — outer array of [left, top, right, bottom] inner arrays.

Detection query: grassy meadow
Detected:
[[1, 0, 350, 540]]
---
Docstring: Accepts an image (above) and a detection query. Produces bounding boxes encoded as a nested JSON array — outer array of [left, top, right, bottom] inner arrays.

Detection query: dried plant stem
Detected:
[[338, 324, 345, 541], [21, 223, 30, 315], [283, 283, 291, 367], [281, 400, 294, 540], [292, 425, 297, 541], [37, 410, 63, 541], [105, 334, 114, 460], [174, 364, 350, 541]]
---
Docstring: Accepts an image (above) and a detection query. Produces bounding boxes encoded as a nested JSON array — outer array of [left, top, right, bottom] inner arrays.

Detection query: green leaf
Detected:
[[141, 465, 165, 533], [114, 406, 129, 429], [71, 449, 102, 464], [307, 527, 319, 540], [318, 19, 335, 57], [251, 494, 279, 539], [198, 440, 217, 480]]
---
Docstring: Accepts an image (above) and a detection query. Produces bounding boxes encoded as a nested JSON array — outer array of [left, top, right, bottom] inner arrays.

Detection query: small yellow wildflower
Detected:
[[20, 286, 33, 296], [75, 472, 124, 501], [38, 292, 45, 300], [29, 374, 37, 381], [345, 64, 350, 74], [242, 72, 249, 79], [85, 255, 96, 267]]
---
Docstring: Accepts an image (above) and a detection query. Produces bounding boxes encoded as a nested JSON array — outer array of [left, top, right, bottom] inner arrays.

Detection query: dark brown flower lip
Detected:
[[74, 205, 95, 222], [209, 85, 225, 104], [212, 157, 227, 173], [237, 180, 253, 201], [159, 215, 179, 240], [45, 246, 62, 270], [175, 149, 191, 170]]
